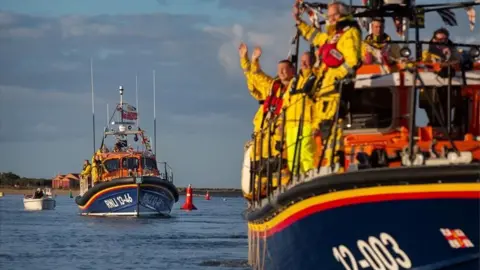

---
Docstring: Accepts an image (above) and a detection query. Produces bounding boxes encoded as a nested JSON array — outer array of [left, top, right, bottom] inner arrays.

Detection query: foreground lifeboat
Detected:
[[241, 1, 480, 269]]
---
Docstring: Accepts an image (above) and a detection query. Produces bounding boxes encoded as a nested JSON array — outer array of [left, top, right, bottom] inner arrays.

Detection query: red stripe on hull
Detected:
[[263, 191, 480, 237]]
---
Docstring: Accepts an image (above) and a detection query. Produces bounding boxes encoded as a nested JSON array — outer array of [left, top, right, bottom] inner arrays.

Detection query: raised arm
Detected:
[[238, 42, 263, 100], [292, 1, 328, 47], [249, 46, 275, 98]]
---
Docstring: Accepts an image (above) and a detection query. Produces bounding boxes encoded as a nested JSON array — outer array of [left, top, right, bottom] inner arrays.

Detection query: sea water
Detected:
[[0, 195, 249, 270]]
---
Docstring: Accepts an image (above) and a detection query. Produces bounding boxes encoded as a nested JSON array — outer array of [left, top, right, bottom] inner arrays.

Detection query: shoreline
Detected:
[[0, 187, 243, 197]]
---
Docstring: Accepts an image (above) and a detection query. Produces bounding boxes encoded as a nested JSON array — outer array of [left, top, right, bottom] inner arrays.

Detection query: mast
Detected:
[[153, 69, 157, 156], [136, 74, 139, 126], [407, 0, 421, 161], [106, 103, 109, 128], [119, 85, 124, 123], [90, 57, 96, 154]]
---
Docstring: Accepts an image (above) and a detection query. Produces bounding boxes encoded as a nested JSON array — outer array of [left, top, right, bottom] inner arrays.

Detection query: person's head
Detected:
[[277, 59, 295, 83], [371, 18, 385, 37], [327, 1, 349, 25], [300, 51, 314, 71], [37, 188, 41, 192], [432, 28, 449, 43], [84, 160, 89, 165]]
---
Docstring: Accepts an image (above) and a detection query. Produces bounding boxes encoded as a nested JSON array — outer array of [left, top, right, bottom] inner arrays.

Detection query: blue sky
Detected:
[[0, 0, 478, 188]]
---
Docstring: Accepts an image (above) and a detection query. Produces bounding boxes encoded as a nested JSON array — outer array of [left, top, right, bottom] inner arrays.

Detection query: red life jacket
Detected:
[[263, 79, 285, 115], [317, 26, 349, 69]]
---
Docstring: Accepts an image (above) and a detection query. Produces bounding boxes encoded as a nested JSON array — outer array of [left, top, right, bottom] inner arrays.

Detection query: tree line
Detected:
[[0, 172, 52, 188]]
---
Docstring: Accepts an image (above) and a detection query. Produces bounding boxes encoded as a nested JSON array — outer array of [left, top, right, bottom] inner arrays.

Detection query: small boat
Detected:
[[75, 85, 179, 217], [23, 188, 56, 211], [241, 1, 480, 270]]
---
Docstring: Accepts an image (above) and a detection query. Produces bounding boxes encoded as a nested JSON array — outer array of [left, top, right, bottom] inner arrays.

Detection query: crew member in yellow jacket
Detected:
[[282, 51, 317, 176], [422, 28, 461, 63], [80, 160, 92, 187], [248, 46, 295, 162], [362, 17, 401, 66], [91, 150, 107, 185], [293, 0, 362, 172], [238, 42, 267, 162]]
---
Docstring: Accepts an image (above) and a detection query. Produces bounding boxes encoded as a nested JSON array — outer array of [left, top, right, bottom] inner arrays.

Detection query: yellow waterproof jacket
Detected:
[[282, 68, 317, 128], [91, 152, 107, 182], [297, 17, 362, 94], [240, 56, 266, 132], [422, 50, 461, 63], [422, 39, 462, 63], [80, 164, 91, 178], [361, 33, 400, 63], [248, 61, 289, 135]]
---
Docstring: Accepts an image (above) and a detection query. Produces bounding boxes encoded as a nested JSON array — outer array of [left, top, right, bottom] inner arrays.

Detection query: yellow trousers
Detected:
[[250, 127, 282, 160], [285, 124, 314, 174], [317, 119, 345, 173]]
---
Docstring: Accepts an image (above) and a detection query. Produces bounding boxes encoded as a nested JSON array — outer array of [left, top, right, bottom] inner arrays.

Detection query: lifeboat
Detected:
[[75, 86, 179, 217], [242, 1, 480, 269]]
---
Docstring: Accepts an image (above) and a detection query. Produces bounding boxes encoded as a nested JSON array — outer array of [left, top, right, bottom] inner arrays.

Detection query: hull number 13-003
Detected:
[[332, 232, 412, 270]]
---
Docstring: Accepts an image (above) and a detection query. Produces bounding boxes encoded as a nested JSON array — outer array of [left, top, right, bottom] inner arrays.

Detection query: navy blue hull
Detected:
[[253, 198, 479, 270], [75, 177, 179, 217]]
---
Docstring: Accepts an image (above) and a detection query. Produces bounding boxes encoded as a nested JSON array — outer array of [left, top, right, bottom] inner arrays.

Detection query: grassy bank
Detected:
[[0, 187, 243, 197], [0, 188, 77, 196]]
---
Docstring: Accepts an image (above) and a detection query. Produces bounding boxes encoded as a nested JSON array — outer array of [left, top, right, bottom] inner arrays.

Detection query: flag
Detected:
[[466, 7, 476, 31], [437, 9, 457, 26], [125, 104, 136, 112], [122, 111, 138, 120]]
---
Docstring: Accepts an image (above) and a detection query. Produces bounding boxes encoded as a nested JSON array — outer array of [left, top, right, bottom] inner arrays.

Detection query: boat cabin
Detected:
[[98, 151, 160, 181], [340, 61, 480, 168]]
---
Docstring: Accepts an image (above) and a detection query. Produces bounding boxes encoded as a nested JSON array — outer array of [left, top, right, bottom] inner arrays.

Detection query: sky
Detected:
[[0, 0, 479, 188]]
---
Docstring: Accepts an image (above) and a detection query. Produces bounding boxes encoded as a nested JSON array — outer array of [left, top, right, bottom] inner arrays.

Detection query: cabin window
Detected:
[[122, 157, 139, 170], [104, 159, 120, 172], [141, 158, 158, 171], [344, 87, 393, 130], [419, 86, 469, 138]]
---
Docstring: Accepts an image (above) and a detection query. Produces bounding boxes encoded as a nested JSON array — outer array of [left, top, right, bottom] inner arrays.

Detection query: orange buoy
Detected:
[[180, 184, 197, 210], [205, 191, 211, 200]]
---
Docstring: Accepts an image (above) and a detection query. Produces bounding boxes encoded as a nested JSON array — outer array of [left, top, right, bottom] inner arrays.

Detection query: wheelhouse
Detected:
[[99, 153, 160, 181]]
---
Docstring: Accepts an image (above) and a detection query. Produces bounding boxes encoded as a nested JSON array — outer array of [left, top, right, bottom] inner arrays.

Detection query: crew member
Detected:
[[238, 42, 267, 163], [91, 152, 107, 185], [249, 46, 295, 180], [422, 28, 461, 63], [293, 0, 362, 172], [80, 160, 92, 187], [282, 51, 317, 176], [33, 188, 44, 199], [420, 28, 464, 129], [362, 17, 401, 65]]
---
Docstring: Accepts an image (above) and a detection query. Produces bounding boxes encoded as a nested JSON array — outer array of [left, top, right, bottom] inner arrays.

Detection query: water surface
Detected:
[[0, 194, 249, 270]]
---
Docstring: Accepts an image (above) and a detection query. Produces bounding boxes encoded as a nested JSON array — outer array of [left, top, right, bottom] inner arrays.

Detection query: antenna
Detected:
[[136, 74, 139, 126], [90, 57, 96, 154], [153, 69, 157, 156], [119, 85, 124, 123], [106, 103, 109, 128]]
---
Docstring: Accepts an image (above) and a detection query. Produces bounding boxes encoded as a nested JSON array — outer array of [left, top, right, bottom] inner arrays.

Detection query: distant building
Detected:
[[52, 173, 80, 189]]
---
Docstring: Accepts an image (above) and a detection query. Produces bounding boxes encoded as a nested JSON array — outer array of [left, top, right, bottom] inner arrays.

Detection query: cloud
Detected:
[[0, 9, 259, 187], [0, 1, 478, 188]]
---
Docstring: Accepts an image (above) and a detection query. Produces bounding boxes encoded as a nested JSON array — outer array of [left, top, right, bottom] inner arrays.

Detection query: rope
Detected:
[[261, 228, 267, 270]]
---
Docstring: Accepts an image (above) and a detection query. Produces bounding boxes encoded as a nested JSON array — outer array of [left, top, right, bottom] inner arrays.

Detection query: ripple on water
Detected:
[[0, 195, 249, 270]]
